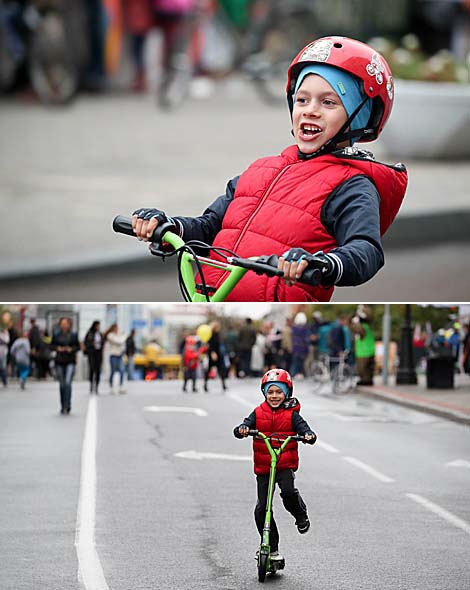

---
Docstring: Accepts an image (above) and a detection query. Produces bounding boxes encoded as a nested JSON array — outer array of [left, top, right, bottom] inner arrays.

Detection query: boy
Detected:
[[234, 369, 316, 562], [132, 36, 408, 301]]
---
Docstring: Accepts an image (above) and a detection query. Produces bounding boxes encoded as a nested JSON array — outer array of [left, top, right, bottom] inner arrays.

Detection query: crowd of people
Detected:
[[0, 312, 137, 414], [2, 309, 469, 410]]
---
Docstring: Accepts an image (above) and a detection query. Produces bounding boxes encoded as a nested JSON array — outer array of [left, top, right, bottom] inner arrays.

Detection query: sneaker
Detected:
[[296, 517, 310, 534], [270, 551, 284, 561], [119, 387, 127, 394]]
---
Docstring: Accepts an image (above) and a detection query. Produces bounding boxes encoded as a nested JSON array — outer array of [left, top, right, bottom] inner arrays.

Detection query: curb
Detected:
[[356, 386, 470, 426]]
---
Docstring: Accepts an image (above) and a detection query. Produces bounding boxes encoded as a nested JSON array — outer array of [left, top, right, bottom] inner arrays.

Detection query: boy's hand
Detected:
[[238, 425, 249, 437], [278, 256, 309, 287], [279, 248, 337, 287], [132, 208, 168, 241], [303, 432, 317, 445]]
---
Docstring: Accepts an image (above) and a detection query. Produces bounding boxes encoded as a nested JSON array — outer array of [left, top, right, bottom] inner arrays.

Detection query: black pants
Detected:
[[183, 367, 197, 391], [255, 469, 308, 552], [87, 351, 102, 391]]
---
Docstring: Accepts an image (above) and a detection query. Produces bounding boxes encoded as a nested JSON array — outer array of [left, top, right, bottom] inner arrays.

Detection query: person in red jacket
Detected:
[[132, 36, 408, 301], [234, 369, 316, 562]]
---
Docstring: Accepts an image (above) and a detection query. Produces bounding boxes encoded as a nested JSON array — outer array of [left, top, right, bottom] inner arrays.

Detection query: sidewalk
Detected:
[[357, 372, 470, 425]]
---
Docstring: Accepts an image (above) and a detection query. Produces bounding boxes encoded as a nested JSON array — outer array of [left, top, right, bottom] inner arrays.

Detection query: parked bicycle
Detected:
[[309, 351, 356, 395], [112, 215, 329, 302], [210, 0, 317, 106], [0, 0, 82, 105]]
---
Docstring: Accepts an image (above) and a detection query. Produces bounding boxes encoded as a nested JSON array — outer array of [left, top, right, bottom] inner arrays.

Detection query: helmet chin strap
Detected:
[[296, 96, 371, 160]]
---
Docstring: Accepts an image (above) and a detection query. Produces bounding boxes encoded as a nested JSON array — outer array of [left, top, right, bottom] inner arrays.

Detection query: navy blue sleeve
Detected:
[[172, 176, 239, 244], [321, 175, 384, 286], [292, 411, 315, 436], [233, 410, 256, 438]]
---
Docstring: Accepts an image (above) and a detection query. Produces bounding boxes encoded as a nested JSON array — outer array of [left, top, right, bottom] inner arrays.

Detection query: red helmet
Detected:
[[286, 36, 394, 142], [261, 368, 293, 398]]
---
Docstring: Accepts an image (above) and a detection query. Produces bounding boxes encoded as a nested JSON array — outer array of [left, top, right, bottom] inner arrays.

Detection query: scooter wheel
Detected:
[[258, 553, 268, 583]]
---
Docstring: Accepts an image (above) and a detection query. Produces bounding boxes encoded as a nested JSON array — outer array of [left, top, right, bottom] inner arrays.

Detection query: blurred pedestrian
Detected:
[[28, 318, 41, 378], [104, 323, 127, 394], [204, 321, 227, 392], [0, 324, 10, 387], [122, 0, 155, 92], [126, 328, 137, 379], [250, 327, 266, 377], [237, 318, 257, 377], [10, 330, 31, 389], [351, 306, 375, 386], [278, 317, 293, 372], [51, 317, 80, 415], [290, 312, 310, 378], [84, 320, 104, 394], [328, 315, 351, 371], [36, 330, 52, 380], [462, 323, 470, 375], [181, 333, 202, 392]]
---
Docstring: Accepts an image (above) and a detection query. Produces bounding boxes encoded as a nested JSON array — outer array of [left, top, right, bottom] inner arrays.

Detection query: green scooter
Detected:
[[246, 429, 316, 583]]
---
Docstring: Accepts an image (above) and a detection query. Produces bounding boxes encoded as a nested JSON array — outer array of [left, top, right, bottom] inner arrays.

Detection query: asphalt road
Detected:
[[1, 378, 469, 590], [0, 241, 468, 302]]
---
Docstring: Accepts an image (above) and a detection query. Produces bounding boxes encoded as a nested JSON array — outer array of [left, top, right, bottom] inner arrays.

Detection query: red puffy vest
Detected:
[[201, 145, 407, 302], [252, 400, 300, 475]]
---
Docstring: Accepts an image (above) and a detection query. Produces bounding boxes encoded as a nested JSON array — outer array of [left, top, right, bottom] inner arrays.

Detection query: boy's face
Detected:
[[265, 384, 286, 408], [292, 74, 349, 155]]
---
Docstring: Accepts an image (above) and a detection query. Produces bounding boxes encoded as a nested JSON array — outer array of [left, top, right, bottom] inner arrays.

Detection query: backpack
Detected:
[[153, 0, 194, 14]]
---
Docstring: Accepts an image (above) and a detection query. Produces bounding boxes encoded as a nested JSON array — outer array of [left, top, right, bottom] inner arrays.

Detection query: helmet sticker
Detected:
[[265, 370, 279, 382], [300, 39, 333, 63], [366, 53, 385, 85], [386, 76, 394, 101]]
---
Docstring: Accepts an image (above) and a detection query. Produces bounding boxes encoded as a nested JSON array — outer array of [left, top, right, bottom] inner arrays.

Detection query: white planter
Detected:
[[380, 80, 470, 159]]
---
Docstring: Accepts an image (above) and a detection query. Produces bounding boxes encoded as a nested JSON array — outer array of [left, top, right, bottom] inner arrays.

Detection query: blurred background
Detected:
[[0, 0, 469, 301]]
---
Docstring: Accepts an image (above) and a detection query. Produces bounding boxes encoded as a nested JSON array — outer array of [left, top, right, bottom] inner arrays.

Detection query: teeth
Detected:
[[302, 124, 321, 132]]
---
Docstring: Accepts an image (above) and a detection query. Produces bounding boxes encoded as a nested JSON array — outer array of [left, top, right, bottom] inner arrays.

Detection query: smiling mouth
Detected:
[[300, 123, 322, 137]]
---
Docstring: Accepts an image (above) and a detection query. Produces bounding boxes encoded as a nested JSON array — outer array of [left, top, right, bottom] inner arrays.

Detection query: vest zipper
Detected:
[[215, 161, 298, 289]]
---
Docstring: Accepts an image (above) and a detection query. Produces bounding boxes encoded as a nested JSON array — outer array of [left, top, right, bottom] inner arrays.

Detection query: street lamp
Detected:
[[396, 304, 418, 385]]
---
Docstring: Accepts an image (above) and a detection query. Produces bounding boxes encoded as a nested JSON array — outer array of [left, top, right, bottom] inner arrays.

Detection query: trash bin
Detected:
[[426, 354, 454, 389]]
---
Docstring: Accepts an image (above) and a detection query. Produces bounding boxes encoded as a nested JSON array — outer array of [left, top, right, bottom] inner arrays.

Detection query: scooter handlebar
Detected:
[[247, 430, 317, 444], [112, 215, 177, 245]]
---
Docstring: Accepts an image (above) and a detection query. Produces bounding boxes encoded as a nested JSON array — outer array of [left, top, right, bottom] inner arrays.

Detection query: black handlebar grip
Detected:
[[112, 215, 135, 237], [260, 254, 322, 286], [112, 215, 176, 244]]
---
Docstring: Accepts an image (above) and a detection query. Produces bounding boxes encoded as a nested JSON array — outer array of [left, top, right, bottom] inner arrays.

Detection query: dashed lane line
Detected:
[[343, 456, 395, 483], [406, 493, 470, 536]]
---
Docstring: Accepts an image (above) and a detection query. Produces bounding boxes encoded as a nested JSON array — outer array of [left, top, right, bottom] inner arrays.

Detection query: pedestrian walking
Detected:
[[50, 318, 80, 415], [237, 318, 257, 377], [104, 324, 127, 394], [84, 321, 104, 394], [126, 329, 137, 380], [28, 318, 42, 379], [290, 313, 310, 378], [351, 306, 375, 386], [203, 321, 227, 393], [10, 330, 31, 389], [0, 324, 10, 387], [181, 333, 202, 392]]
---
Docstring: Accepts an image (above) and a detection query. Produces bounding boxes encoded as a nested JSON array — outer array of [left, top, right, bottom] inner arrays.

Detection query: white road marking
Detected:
[[227, 392, 255, 409], [446, 459, 470, 469], [75, 396, 109, 590], [343, 456, 395, 483], [316, 440, 340, 454], [406, 493, 470, 536], [175, 450, 251, 461], [144, 405, 208, 417]]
